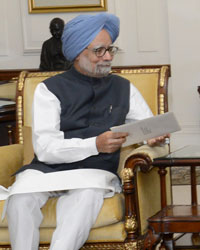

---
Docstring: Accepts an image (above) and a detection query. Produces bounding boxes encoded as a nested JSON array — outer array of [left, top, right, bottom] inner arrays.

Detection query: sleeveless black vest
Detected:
[[19, 67, 130, 175]]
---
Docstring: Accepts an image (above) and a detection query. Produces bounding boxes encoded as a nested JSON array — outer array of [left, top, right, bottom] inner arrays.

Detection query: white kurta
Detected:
[[0, 82, 153, 201]]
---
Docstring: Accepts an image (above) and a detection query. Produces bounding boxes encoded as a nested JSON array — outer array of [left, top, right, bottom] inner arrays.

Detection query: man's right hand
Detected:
[[96, 131, 128, 153]]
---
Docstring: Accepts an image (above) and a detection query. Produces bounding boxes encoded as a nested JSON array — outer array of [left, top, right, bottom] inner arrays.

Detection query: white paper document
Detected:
[[110, 112, 181, 147]]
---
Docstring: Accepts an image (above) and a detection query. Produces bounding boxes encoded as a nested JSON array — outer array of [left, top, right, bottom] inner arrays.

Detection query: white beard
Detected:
[[78, 55, 111, 77]]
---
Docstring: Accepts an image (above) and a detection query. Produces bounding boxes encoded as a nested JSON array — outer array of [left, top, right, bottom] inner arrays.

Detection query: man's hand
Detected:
[[96, 131, 129, 153], [147, 134, 170, 147]]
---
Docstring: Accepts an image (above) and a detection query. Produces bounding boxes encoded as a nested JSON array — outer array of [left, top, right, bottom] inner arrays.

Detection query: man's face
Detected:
[[75, 29, 114, 77]]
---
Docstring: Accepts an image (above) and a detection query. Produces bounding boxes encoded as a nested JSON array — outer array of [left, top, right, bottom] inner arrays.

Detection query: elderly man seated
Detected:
[[5, 13, 167, 250]]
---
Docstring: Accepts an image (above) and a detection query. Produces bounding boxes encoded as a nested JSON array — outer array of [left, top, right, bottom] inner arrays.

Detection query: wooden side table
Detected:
[[144, 145, 200, 250], [0, 100, 16, 145]]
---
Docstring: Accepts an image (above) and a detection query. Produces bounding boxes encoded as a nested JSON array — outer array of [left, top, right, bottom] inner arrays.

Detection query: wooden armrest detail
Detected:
[[121, 144, 169, 243]]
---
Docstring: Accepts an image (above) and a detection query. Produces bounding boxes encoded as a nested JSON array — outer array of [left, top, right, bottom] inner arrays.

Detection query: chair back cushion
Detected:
[[116, 71, 158, 115], [23, 74, 59, 127], [112, 66, 170, 116]]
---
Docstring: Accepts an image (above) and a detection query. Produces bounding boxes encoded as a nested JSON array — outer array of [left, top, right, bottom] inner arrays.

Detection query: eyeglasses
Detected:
[[86, 46, 119, 57]]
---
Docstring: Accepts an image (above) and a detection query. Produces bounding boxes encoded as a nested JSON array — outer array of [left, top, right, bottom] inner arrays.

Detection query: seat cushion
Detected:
[[40, 193, 124, 229], [0, 193, 125, 244], [39, 221, 126, 244]]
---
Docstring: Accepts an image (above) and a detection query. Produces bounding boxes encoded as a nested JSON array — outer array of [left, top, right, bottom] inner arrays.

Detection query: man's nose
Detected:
[[103, 50, 113, 60]]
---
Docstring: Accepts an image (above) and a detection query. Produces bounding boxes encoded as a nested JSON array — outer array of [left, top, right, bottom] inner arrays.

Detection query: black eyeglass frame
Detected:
[[86, 46, 119, 57]]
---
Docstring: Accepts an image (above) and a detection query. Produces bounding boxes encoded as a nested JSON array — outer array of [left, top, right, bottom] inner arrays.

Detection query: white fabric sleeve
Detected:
[[32, 83, 99, 164], [126, 83, 153, 123]]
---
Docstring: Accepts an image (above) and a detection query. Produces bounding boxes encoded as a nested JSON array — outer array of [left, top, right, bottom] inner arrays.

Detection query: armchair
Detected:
[[0, 65, 171, 250]]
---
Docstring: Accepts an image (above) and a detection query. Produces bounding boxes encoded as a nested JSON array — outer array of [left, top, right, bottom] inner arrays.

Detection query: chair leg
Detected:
[[143, 227, 161, 250], [159, 233, 174, 250], [191, 232, 200, 245]]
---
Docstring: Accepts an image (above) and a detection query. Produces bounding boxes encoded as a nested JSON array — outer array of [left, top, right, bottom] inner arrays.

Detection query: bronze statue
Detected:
[[39, 18, 72, 71]]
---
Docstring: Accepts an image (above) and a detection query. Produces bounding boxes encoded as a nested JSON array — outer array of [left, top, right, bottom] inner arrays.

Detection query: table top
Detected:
[[166, 145, 200, 159], [0, 99, 15, 107], [0, 104, 15, 114], [153, 145, 200, 166], [0, 99, 16, 123]]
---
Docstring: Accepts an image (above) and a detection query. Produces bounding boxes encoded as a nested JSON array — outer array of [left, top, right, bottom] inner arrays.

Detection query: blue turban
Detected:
[[62, 13, 120, 62]]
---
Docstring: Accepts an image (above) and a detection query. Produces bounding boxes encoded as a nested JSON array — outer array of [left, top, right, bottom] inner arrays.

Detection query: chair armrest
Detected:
[[0, 144, 24, 188], [119, 144, 169, 241], [131, 144, 169, 160], [118, 144, 169, 178]]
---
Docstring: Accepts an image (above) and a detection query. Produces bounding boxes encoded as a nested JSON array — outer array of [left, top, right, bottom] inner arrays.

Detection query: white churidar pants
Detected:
[[6, 188, 105, 250]]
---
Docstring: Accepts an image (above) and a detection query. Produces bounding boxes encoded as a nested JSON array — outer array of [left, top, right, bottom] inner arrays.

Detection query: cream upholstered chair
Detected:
[[0, 65, 171, 250], [0, 80, 16, 101]]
